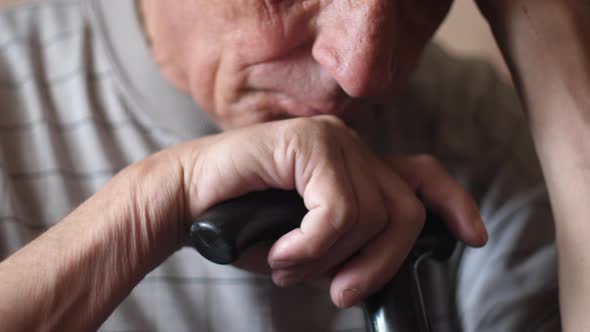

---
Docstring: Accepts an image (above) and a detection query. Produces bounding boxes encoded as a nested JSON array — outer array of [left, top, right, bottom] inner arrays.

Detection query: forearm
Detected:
[[0, 212, 139, 331], [481, 1, 590, 329], [0, 153, 186, 331], [482, 0, 590, 118]]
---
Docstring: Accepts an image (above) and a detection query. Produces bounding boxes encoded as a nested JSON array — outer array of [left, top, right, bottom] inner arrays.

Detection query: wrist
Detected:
[[109, 149, 189, 270], [0, 150, 189, 331]]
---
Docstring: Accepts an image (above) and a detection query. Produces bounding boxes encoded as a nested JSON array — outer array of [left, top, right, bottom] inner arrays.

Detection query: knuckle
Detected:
[[280, 117, 309, 138], [360, 198, 389, 236], [304, 202, 358, 259], [413, 154, 443, 172], [395, 196, 426, 227], [281, 117, 327, 146], [278, 119, 313, 154], [311, 116, 351, 142], [280, 116, 354, 152], [370, 208, 389, 233], [305, 240, 328, 258], [314, 114, 347, 129], [327, 200, 359, 234], [282, 127, 304, 153]]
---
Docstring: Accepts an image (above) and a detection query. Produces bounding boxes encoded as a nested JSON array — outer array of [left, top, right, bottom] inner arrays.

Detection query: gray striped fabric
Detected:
[[0, 0, 560, 331]]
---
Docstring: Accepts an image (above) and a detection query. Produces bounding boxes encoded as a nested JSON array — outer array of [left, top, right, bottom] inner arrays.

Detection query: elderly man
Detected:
[[0, 0, 588, 331]]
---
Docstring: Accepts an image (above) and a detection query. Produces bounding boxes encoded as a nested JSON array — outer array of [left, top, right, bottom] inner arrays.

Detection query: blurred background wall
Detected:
[[0, 0, 509, 79], [435, 0, 509, 79], [0, 0, 24, 7]]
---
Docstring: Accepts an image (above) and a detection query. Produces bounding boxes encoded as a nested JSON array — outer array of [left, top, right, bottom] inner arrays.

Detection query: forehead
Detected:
[[207, 0, 400, 41], [212, 0, 322, 27], [208, 0, 390, 24]]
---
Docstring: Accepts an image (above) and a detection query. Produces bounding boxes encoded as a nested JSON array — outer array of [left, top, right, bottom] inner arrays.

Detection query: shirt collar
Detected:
[[88, 0, 219, 140]]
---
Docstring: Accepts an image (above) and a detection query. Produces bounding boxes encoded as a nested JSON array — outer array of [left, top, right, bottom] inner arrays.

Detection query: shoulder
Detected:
[[0, 0, 112, 123], [0, 0, 107, 94], [0, 0, 86, 40]]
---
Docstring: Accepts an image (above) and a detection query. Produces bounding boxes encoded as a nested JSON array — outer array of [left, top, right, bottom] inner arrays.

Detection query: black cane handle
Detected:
[[189, 189, 457, 332], [190, 189, 455, 264], [189, 190, 307, 264]]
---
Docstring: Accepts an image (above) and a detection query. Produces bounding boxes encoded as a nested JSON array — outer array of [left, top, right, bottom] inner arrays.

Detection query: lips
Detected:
[[246, 58, 354, 117], [274, 92, 354, 117]]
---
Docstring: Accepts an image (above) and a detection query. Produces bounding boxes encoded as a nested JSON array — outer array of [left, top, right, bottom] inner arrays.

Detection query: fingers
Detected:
[[188, 115, 484, 309], [386, 155, 488, 247], [329, 162, 426, 308], [267, 145, 357, 265], [329, 217, 416, 308], [232, 243, 273, 275], [268, 127, 388, 271], [268, 153, 485, 309], [269, 158, 424, 305]]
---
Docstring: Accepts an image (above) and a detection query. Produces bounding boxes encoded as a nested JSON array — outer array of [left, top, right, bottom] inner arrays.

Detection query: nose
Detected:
[[312, 1, 395, 98]]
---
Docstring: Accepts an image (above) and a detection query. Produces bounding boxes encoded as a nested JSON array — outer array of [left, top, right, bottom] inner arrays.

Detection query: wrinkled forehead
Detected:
[[149, 0, 452, 37], [191, 0, 450, 26]]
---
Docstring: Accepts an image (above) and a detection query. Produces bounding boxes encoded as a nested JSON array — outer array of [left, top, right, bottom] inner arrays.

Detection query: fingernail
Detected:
[[273, 271, 302, 288], [269, 234, 297, 262], [339, 288, 361, 308], [271, 260, 295, 269], [475, 217, 488, 244]]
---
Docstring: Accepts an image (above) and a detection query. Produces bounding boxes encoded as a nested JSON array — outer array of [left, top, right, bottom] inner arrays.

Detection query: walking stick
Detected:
[[190, 190, 456, 332]]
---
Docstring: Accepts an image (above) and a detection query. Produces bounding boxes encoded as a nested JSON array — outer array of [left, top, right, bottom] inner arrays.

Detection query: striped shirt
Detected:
[[0, 0, 560, 331]]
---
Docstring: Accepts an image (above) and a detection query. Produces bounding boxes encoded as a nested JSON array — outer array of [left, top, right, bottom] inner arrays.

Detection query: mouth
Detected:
[[244, 60, 356, 118], [275, 93, 354, 118], [223, 88, 381, 130]]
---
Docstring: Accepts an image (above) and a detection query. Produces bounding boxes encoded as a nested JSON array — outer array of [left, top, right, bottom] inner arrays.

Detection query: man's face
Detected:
[[142, 0, 452, 129]]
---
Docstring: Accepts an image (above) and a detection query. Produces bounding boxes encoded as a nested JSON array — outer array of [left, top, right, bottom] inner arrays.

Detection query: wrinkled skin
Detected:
[[140, 0, 453, 129], [136, 0, 481, 309], [3, 0, 589, 330], [137, 0, 465, 307]]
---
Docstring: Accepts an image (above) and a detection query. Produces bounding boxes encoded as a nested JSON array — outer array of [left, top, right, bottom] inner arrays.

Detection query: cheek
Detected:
[[152, 2, 199, 55], [188, 20, 315, 114], [149, 2, 230, 109]]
